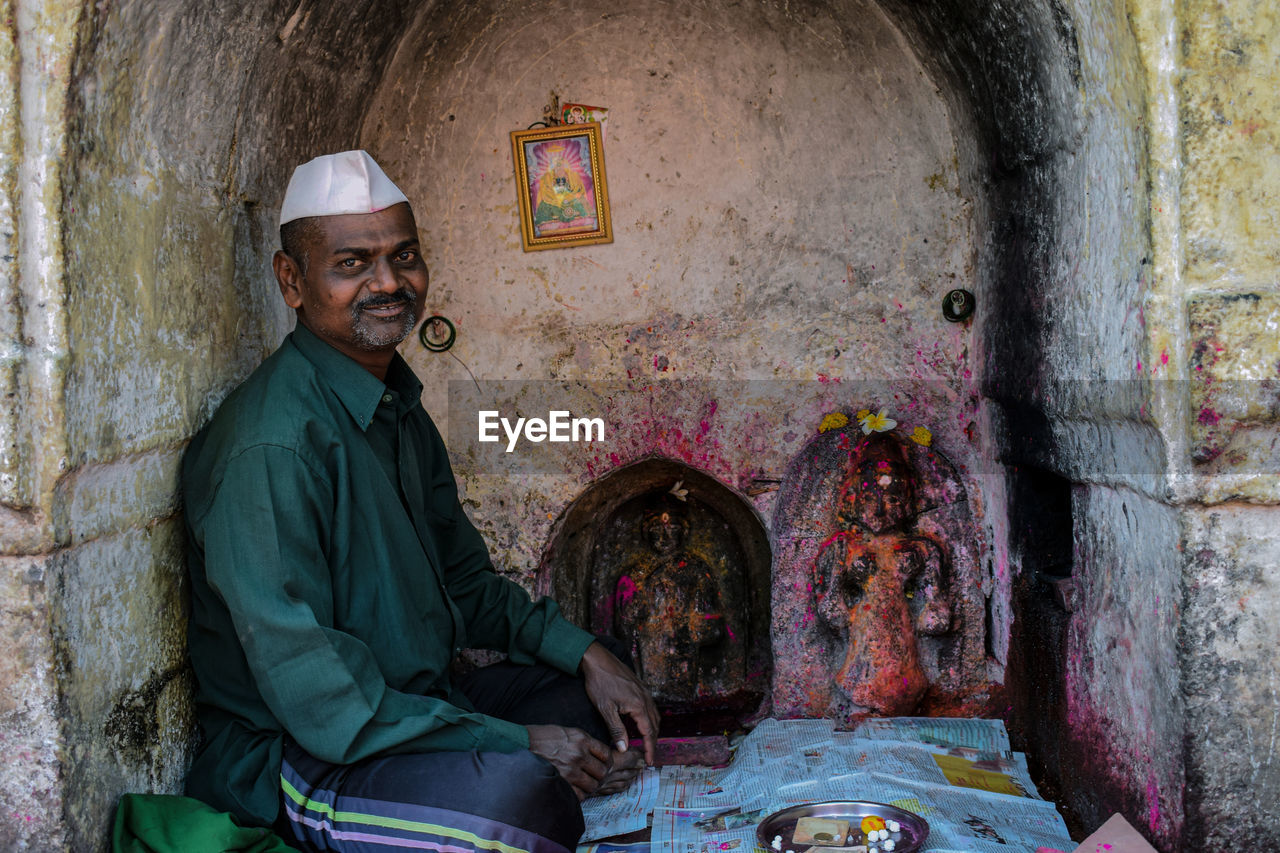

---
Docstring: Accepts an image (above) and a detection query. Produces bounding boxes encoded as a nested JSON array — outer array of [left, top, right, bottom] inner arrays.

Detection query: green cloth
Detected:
[[111, 794, 293, 852], [182, 323, 595, 827]]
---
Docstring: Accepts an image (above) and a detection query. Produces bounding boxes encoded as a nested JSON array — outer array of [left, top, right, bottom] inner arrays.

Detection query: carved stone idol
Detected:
[[564, 463, 771, 734], [611, 499, 744, 704], [814, 434, 952, 714]]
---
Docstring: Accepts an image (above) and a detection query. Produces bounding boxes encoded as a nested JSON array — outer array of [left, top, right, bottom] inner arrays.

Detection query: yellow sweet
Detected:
[[860, 815, 887, 835]]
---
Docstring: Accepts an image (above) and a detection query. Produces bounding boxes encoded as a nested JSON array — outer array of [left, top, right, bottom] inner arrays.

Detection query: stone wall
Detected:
[[364, 0, 1005, 735], [2, 0, 422, 847], [1, 2, 90, 846], [1168, 0, 1280, 844], [0, 0, 1277, 849]]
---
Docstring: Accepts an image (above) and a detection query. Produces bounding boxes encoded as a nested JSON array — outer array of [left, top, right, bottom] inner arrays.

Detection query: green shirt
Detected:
[[182, 324, 595, 826]]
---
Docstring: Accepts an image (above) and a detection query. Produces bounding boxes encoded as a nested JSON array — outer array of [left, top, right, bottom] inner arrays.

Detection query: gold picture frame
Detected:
[[510, 121, 612, 252]]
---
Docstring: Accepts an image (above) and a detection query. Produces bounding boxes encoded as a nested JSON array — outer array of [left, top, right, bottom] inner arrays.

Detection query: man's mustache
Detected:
[[356, 289, 416, 310]]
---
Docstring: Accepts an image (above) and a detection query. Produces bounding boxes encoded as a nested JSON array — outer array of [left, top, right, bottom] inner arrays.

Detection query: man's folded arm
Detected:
[[418, 416, 596, 674], [198, 444, 531, 764], [438, 509, 595, 673]]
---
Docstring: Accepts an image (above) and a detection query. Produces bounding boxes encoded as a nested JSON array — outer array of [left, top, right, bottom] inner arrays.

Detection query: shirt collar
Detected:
[[288, 322, 424, 431]]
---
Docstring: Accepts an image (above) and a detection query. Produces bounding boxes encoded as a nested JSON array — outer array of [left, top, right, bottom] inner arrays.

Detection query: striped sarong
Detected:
[[279, 742, 582, 853]]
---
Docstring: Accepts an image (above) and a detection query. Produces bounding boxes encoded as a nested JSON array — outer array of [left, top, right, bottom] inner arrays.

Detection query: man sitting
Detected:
[[182, 150, 658, 853]]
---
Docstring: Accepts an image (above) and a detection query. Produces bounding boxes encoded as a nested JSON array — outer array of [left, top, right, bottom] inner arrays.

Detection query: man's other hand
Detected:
[[580, 641, 661, 764], [592, 747, 645, 797], [526, 724, 611, 801]]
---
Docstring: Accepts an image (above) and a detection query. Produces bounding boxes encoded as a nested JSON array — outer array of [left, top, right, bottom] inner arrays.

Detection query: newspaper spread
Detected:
[[580, 767, 663, 842], [651, 805, 766, 853], [578, 718, 1075, 853], [850, 717, 1012, 753], [658, 764, 730, 809]]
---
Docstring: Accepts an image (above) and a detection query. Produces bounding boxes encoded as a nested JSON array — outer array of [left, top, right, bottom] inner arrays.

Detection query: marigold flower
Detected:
[[818, 412, 849, 433], [910, 426, 933, 446]]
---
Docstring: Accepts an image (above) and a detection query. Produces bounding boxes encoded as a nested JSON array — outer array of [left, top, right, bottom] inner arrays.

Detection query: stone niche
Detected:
[[770, 426, 990, 722], [540, 458, 771, 734]]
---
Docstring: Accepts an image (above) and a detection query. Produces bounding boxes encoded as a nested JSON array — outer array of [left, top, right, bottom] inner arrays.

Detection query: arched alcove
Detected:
[[42, 0, 1185, 849], [538, 457, 772, 733]]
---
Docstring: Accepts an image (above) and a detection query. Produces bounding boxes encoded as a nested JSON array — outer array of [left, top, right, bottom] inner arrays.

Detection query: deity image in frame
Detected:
[[510, 121, 613, 251]]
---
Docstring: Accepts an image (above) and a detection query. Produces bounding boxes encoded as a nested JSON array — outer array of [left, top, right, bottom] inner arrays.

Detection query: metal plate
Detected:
[[755, 801, 929, 853]]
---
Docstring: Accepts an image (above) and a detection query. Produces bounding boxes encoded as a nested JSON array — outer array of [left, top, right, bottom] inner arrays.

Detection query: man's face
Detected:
[[274, 202, 428, 366]]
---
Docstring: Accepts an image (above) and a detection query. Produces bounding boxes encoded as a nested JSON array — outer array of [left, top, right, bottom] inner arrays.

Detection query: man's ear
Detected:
[[273, 250, 304, 309]]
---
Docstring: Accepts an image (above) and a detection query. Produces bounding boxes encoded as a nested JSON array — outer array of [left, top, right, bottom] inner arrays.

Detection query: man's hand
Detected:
[[593, 747, 646, 797], [526, 724, 612, 801], [580, 641, 661, 765]]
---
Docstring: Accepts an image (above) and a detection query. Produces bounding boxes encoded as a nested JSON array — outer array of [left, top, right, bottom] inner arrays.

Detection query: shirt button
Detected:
[[381, 394, 393, 404]]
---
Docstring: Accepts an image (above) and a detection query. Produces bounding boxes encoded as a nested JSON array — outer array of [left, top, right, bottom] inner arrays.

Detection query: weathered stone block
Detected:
[[1181, 0, 1280, 286], [1181, 506, 1280, 847], [1187, 293, 1280, 501], [48, 521, 196, 849], [0, 556, 67, 852], [1064, 486, 1184, 846]]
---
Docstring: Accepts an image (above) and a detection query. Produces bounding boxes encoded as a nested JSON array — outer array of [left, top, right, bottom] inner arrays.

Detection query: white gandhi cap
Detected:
[[279, 150, 409, 227]]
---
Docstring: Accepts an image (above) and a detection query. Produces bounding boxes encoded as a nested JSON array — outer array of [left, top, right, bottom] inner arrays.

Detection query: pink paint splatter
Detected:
[[1197, 407, 1221, 426], [615, 575, 637, 609]]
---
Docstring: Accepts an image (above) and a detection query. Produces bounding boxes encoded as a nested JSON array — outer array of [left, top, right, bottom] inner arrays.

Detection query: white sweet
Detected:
[[770, 837, 782, 851], [883, 840, 896, 852], [887, 820, 900, 833]]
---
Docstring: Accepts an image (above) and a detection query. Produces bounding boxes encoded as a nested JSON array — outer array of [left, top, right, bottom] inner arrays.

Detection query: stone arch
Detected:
[[537, 456, 772, 731]]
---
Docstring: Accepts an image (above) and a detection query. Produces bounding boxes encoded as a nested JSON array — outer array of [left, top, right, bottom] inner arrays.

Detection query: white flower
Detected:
[[858, 408, 897, 434]]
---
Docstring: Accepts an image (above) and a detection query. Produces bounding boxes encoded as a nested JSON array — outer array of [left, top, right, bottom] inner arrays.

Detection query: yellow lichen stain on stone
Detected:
[[1186, 293, 1280, 494], [1189, 292, 1280, 388], [1180, 0, 1280, 286], [64, 176, 247, 461]]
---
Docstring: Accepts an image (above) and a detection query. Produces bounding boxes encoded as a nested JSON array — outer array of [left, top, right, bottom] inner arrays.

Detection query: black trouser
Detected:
[[276, 639, 623, 853]]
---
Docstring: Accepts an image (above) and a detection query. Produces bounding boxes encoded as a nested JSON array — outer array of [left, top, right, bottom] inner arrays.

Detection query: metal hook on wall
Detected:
[[419, 315, 457, 352], [942, 289, 975, 322]]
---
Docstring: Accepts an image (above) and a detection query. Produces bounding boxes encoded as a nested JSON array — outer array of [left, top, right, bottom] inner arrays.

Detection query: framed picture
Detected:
[[510, 121, 612, 251]]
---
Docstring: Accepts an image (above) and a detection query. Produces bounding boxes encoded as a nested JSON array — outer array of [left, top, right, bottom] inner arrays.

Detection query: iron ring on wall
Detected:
[[419, 315, 457, 352]]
